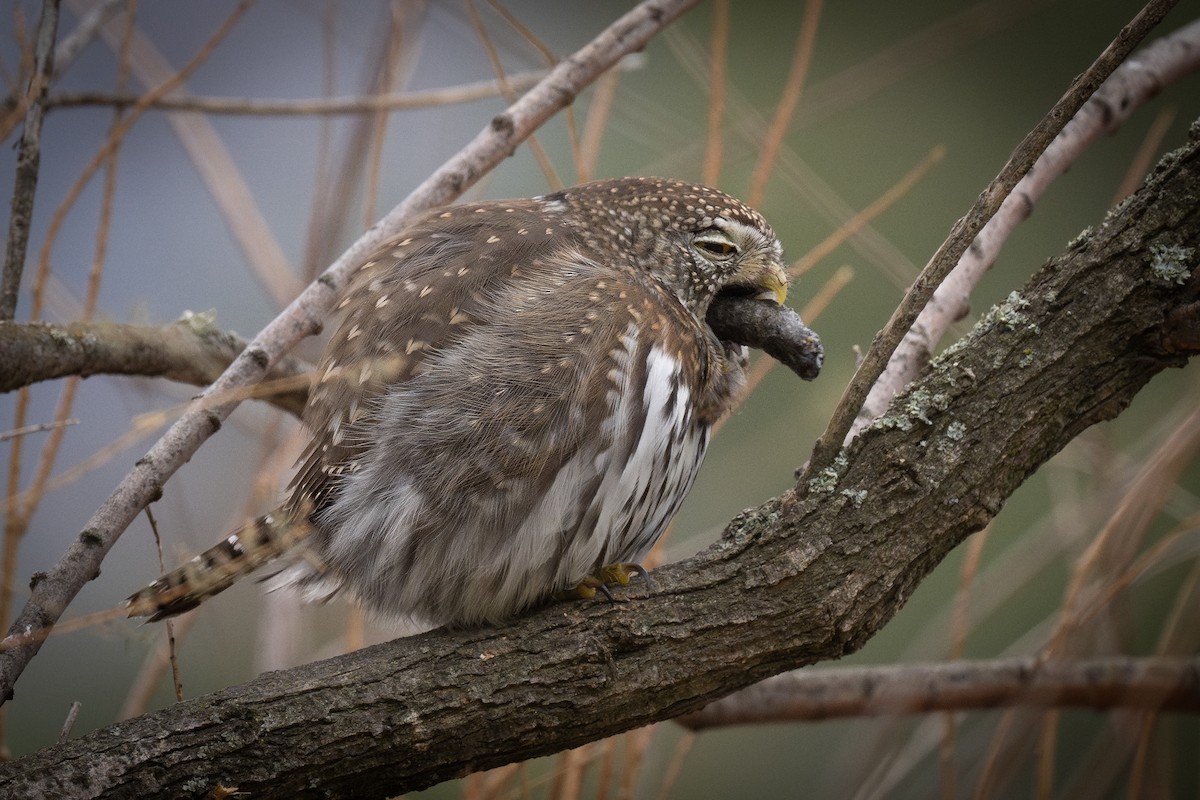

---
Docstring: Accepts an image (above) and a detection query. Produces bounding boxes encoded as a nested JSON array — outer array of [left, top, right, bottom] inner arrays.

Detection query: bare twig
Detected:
[[360, 2, 416, 228], [0, 0, 702, 708], [803, 0, 1180, 480], [795, 0, 1048, 132], [55, 700, 80, 744], [789, 145, 944, 279], [576, 67, 620, 182], [299, 3, 427, 282], [746, 0, 822, 209], [466, 0, 562, 190], [72, 0, 301, 307], [677, 657, 1200, 729], [144, 506, 183, 703], [44, 72, 547, 115], [0, 0, 125, 133], [483, 0, 583, 175], [0, 419, 78, 444], [1113, 105, 1178, 203], [27, 0, 256, 324], [701, 0, 729, 187], [1, 0, 60, 321]]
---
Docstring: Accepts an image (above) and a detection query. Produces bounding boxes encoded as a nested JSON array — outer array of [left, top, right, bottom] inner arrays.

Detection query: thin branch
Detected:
[[0, 419, 78, 444], [1113, 105, 1178, 203], [701, 0, 729, 187], [1, 0, 60, 321], [0, 316, 311, 417], [466, 0, 563, 190], [25, 0, 256, 324], [0, 0, 125, 133], [483, 0, 583, 176], [789, 145, 944, 279], [44, 71, 547, 115], [55, 700, 80, 744], [0, 0, 703, 709], [676, 657, 1200, 729], [804, 0, 1180, 479], [576, 67, 620, 182], [746, 0, 821, 208]]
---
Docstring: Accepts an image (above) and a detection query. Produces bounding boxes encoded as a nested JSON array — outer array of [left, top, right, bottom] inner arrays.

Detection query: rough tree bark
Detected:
[[0, 112, 1195, 799]]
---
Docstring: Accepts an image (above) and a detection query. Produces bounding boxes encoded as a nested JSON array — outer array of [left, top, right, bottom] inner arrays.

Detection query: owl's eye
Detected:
[[693, 232, 739, 257]]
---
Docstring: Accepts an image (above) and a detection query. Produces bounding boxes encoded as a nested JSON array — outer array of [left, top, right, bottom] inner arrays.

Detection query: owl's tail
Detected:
[[126, 506, 316, 621]]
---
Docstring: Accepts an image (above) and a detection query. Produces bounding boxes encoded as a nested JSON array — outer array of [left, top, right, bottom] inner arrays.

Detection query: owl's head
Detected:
[[540, 177, 789, 318]]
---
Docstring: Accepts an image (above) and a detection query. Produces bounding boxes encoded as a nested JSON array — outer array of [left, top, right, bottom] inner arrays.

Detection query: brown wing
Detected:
[[288, 199, 582, 518]]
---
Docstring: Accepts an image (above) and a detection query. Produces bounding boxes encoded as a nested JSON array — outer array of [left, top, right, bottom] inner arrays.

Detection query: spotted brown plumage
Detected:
[[127, 177, 819, 627]]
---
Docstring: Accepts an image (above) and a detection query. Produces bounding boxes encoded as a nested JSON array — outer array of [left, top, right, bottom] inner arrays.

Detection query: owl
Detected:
[[128, 177, 821, 627]]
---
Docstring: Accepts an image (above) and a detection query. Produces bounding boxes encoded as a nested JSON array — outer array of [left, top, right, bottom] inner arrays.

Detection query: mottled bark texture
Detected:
[[0, 314, 311, 417], [2, 124, 1198, 800]]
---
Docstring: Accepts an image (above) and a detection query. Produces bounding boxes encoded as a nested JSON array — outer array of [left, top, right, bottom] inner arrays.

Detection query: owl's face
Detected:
[[546, 176, 790, 323], [676, 217, 789, 311]]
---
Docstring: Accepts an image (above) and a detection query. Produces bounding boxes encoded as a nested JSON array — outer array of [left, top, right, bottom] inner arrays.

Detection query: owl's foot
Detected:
[[573, 562, 656, 602]]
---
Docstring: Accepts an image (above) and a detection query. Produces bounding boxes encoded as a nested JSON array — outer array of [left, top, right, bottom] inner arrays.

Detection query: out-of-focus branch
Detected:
[[1, 0, 61, 321], [43, 71, 546, 115], [677, 657, 1200, 729]]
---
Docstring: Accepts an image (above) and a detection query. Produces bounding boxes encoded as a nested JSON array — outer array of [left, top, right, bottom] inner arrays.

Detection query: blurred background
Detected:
[[2, 0, 1198, 797]]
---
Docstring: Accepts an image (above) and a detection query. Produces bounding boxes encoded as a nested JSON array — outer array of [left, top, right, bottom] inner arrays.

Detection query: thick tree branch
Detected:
[[677, 656, 1200, 728], [2, 112, 1196, 800], [0, 315, 311, 417], [0, 0, 702, 705]]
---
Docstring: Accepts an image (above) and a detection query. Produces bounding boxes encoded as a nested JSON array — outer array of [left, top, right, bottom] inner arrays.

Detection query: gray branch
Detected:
[[0, 314, 311, 417], [1, 0, 61, 321], [678, 656, 1200, 728]]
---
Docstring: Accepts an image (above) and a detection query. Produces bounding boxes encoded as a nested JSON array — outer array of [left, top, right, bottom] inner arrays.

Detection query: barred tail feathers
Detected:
[[126, 508, 314, 621]]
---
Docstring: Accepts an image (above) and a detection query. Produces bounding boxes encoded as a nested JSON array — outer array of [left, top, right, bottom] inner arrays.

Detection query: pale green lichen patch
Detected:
[[869, 386, 950, 435], [1149, 243, 1194, 285], [987, 291, 1034, 331], [840, 488, 868, 508], [936, 420, 966, 456], [931, 291, 1039, 373], [871, 413, 914, 433], [904, 386, 949, 424], [807, 451, 849, 495]]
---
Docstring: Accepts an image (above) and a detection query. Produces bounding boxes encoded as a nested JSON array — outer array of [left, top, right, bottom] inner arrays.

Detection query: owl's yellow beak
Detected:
[[754, 263, 789, 305]]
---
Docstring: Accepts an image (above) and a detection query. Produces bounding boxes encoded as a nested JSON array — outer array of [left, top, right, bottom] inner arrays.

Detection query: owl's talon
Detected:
[[596, 562, 655, 591], [574, 575, 619, 602], [571, 562, 654, 605]]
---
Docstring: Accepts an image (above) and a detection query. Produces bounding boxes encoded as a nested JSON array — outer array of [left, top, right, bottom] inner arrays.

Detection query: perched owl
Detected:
[[128, 177, 822, 627]]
